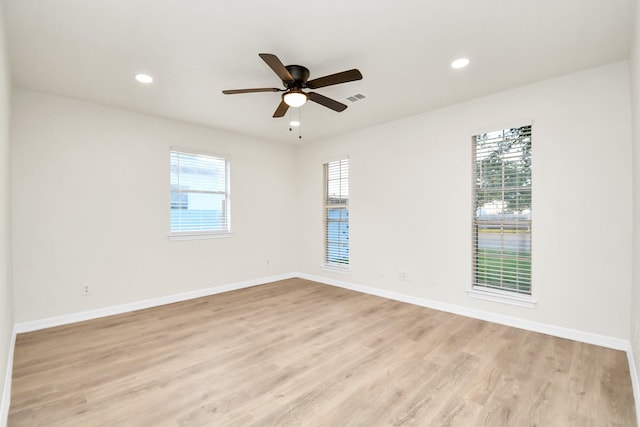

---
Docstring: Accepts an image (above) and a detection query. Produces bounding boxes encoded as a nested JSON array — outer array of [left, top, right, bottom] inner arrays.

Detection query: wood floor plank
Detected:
[[8, 278, 637, 426]]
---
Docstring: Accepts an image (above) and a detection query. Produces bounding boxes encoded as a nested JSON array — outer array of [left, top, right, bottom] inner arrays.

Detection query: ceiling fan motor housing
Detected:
[[284, 65, 310, 88]]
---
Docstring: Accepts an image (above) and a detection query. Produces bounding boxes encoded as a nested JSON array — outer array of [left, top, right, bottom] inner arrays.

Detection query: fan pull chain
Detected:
[[288, 109, 302, 139]]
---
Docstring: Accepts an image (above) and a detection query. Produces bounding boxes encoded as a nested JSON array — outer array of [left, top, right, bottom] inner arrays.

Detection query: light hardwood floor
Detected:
[[8, 278, 637, 426]]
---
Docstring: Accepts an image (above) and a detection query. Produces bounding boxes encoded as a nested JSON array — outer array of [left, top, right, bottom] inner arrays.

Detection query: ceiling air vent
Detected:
[[345, 93, 366, 103]]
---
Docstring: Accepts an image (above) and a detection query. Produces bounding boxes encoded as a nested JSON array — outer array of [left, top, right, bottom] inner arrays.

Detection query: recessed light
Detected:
[[451, 58, 470, 69], [135, 73, 154, 84], [289, 120, 301, 127]]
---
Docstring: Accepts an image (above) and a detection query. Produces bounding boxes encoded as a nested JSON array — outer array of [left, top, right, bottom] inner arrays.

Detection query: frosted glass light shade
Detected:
[[283, 91, 308, 107]]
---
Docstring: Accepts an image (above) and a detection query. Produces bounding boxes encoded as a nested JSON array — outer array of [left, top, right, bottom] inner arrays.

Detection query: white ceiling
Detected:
[[3, 0, 635, 144]]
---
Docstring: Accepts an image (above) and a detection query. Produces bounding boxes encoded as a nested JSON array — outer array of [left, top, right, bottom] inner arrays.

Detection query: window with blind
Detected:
[[170, 149, 230, 237], [473, 125, 531, 295], [324, 158, 349, 268]]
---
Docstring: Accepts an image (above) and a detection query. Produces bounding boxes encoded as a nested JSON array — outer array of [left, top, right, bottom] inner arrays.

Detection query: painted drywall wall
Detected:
[[8, 58, 634, 344], [297, 61, 632, 340], [0, 0, 13, 419], [11, 89, 298, 322], [631, 0, 640, 380]]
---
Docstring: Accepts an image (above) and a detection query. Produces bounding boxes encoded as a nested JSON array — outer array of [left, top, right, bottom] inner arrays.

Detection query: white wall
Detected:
[[11, 89, 298, 322], [0, 0, 13, 416], [7, 47, 634, 344], [630, 0, 640, 376], [297, 62, 632, 340]]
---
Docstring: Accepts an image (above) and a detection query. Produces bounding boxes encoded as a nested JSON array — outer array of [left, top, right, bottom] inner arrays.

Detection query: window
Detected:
[[170, 149, 230, 238], [473, 125, 531, 295], [324, 158, 349, 268]]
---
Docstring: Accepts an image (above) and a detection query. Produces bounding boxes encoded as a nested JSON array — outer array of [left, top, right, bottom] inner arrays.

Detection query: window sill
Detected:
[[320, 265, 351, 275], [168, 232, 232, 241], [467, 286, 537, 309]]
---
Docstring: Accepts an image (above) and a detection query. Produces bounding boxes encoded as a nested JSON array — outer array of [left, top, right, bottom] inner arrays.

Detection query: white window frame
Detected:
[[169, 147, 231, 241], [323, 158, 350, 271], [469, 126, 535, 307]]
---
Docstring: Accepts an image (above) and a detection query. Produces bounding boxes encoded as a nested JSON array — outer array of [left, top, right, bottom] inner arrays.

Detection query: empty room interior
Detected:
[[1, 0, 640, 425]]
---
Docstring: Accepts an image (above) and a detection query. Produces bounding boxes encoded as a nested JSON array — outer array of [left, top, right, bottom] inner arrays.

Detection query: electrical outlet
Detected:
[[82, 284, 91, 296], [399, 272, 408, 281]]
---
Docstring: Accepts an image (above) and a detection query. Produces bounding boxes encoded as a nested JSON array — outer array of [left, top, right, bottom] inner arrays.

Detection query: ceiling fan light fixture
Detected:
[[283, 90, 308, 107]]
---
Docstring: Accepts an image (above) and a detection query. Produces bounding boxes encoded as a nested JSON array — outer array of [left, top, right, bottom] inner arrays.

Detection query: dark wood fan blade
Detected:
[[308, 92, 348, 112], [306, 69, 362, 89], [273, 100, 289, 118], [222, 88, 282, 95], [259, 53, 294, 83]]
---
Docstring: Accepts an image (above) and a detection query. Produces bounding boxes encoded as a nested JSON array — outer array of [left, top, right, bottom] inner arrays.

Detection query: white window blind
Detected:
[[473, 125, 531, 295], [324, 159, 349, 267], [170, 150, 230, 236]]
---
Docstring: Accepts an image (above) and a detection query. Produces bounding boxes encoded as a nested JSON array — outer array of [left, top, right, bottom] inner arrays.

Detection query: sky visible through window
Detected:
[[325, 159, 349, 266]]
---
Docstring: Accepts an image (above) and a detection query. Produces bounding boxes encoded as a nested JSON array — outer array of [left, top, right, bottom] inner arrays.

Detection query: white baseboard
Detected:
[[1, 326, 16, 427], [14, 273, 296, 334], [15, 272, 630, 350], [630, 349, 640, 426], [298, 272, 630, 351], [627, 347, 640, 427]]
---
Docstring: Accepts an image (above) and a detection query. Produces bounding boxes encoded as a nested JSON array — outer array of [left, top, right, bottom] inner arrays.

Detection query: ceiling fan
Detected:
[[222, 53, 363, 118]]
